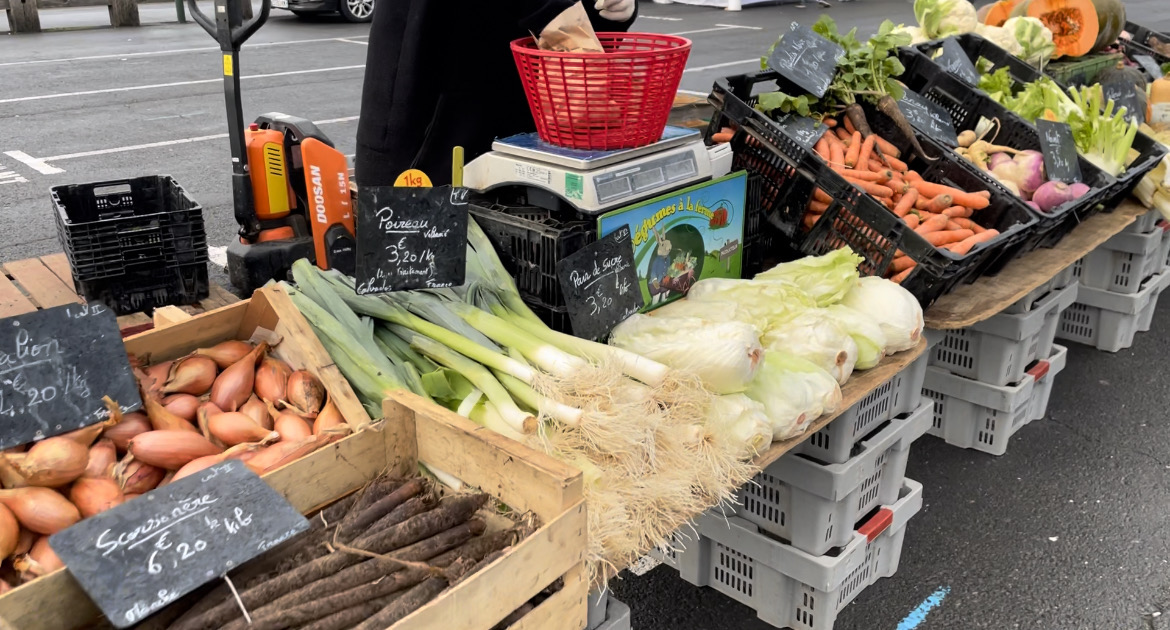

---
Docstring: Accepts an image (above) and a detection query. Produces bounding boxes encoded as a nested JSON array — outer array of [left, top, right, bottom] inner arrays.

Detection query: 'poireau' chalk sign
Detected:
[[355, 185, 470, 294], [0, 302, 140, 450], [49, 460, 309, 628]]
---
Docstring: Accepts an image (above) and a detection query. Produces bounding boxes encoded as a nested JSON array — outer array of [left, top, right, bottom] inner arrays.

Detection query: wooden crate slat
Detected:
[[0, 274, 36, 317], [40, 254, 75, 288], [1, 259, 79, 309]]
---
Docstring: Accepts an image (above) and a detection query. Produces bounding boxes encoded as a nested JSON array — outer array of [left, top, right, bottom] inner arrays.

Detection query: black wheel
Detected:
[[338, 0, 372, 22]]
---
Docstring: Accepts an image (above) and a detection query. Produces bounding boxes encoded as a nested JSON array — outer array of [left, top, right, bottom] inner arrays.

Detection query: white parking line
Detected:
[[639, 15, 684, 21], [3, 151, 64, 175], [0, 171, 28, 185], [0, 36, 367, 68], [336, 38, 369, 46], [668, 26, 744, 36], [0, 65, 364, 105], [715, 23, 763, 30], [682, 59, 759, 73]]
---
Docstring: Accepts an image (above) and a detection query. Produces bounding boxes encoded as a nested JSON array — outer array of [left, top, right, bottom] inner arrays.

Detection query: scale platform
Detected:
[[464, 127, 732, 215]]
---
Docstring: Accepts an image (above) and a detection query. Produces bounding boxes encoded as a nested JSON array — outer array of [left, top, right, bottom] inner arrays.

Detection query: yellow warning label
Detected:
[[394, 169, 432, 187], [223, 54, 233, 76]]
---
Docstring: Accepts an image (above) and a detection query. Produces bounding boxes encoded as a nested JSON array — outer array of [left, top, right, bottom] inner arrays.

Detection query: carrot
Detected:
[[802, 213, 819, 231], [841, 169, 886, 182], [945, 220, 962, 231], [887, 175, 909, 195], [944, 230, 1000, 255], [871, 168, 895, 182], [856, 135, 877, 171], [814, 187, 832, 203], [891, 256, 916, 273], [916, 194, 953, 214], [890, 266, 914, 283], [950, 217, 986, 233], [843, 115, 857, 135], [849, 180, 894, 198], [925, 229, 974, 246], [914, 214, 949, 235], [872, 135, 901, 160], [809, 200, 830, 213], [892, 188, 919, 217], [910, 180, 991, 210], [845, 132, 863, 167], [829, 139, 845, 169], [711, 132, 733, 144], [903, 213, 920, 229], [835, 128, 853, 144], [814, 138, 831, 161], [824, 118, 838, 128], [941, 205, 973, 218]]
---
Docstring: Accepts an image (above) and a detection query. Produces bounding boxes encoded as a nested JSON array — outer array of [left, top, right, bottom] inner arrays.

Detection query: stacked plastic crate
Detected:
[[653, 355, 930, 629], [922, 272, 1076, 456], [586, 590, 631, 630], [1056, 212, 1170, 352]]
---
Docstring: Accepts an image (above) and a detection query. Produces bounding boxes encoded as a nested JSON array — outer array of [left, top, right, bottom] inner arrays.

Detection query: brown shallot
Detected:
[[255, 356, 292, 404], [274, 413, 312, 443], [312, 400, 345, 435], [115, 458, 167, 495], [127, 431, 222, 470], [208, 412, 280, 447], [6, 437, 89, 487], [196, 340, 253, 369], [0, 504, 18, 559], [163, 355, 218, 396], [172, 443, 269, 482], [83, 439, 117, 479], [163, 393, 202, 422], [241, 395, 273, 430], [143, 391, 198, 433], [211, 342, 268, 412], [144, 360, 174, 391], [245, 432, 333, 476], [69, 477, 125, 518], [0, 487, 80, 534], [105, 411, 152, 451], [13, 527, 34, 557], [284, 371, 325, 416], [14, 536, 64, 580]]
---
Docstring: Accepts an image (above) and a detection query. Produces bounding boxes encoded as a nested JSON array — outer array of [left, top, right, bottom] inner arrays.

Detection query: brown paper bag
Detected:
[[537, 2, 603, 53]]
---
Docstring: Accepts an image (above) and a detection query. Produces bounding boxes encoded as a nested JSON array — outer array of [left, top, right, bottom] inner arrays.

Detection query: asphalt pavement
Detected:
[[3, 1, 1170, 629]]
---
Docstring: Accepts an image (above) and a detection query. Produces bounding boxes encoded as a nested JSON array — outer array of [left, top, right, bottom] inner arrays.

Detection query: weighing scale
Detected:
[[464, 126, 733, 215]]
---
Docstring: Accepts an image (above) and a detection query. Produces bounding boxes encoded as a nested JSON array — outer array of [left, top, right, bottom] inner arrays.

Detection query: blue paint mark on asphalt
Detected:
[[896, 587, 950, 630]]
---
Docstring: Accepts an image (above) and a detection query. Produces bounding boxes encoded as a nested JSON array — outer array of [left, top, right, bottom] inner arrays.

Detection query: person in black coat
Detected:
[[355, 0, 637, 187]]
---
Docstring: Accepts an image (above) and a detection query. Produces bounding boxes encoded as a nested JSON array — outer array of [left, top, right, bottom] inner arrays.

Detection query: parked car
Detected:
[[272, 0, 372, 23]]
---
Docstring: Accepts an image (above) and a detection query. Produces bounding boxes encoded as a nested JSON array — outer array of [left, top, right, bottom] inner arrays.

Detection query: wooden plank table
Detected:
[[752, 338, 927, 470], [924, 199, 1152, 330], [0, 254, 240, 334]]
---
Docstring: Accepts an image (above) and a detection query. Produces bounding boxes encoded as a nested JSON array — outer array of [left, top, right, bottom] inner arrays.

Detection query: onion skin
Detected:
[[196, 402, 225, 445], [115, 459, 167, 495], [105, 411, 152, 451], [143, 392, 198, 433], [255, 356, 292, 404], [59, 415, 116, 447], [0, 504, 19, 559], [162, 355, 218, 396], [127, 431, 222, 470], [162, 394, 201, 422], [285, 371, 325, 417], [196, 340, 253, 370], [83, 439, 117, 479], [13, 528, 34, 556], [7, 437, 89, 487], [0, 487, 81, 535], [274, 413, 312, 442], [0, 456, 28, 489], [241, 395, 273, 431], [313, 399, 346, 435], [69, 477, 125, 518], [14, 536, 64, 581], [208, 412, 279, 447], [143, 361, 173, 391], [211, 342, 268, 412]]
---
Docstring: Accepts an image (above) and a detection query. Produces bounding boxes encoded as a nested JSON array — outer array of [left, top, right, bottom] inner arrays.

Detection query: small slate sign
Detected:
[[938, 38, 980, 86], [556, 226, 642, 341], [0, 303, 140, 450], [1134, 54, 1165, 79], [898, 89, 959, 148], [776, 115, 829, 150], [1037, 119, 1082, 183], [355, 185, 470, 294], [767, 22, 845, 98], [1101, 78, 1146, 124], [50, 460, 309, 628]]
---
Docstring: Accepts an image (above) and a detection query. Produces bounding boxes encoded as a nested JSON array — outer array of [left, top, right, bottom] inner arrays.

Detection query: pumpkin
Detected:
[[979, 0, 1020, 27], [1089, 0, 1125, 52], [1010, 0, 1099, 58]]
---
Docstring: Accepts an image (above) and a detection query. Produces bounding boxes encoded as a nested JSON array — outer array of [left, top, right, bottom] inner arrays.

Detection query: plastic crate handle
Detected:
[[1026, 360, 1051, 380], [857, 507, 893, 542]]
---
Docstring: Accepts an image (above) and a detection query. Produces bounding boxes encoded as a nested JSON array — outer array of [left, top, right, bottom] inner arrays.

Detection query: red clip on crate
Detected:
[[511, 33, 691, 150]]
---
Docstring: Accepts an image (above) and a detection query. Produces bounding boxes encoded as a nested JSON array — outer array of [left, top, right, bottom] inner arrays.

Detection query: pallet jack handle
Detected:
[[187, 0, 271, 241]]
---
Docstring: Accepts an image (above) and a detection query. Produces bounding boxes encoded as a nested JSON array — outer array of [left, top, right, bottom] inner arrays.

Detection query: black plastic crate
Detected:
[[1125, 21, 1170, 66], [75, 262, 208, 315], [53, 175, 208, 282], [912, 34, 1167, 215], [523, 296, 573, 335], [706, 70, 1036, 306], [897, 47, 1110, 248]]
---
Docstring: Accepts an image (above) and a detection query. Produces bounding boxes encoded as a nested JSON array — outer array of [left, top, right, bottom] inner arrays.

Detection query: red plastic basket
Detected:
[[511, 33, 692, 150]]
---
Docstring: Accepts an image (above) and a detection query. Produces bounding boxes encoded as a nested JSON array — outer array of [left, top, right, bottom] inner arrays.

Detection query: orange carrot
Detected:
[[891, 266, 914, 283], [890, 256, 916, 273], [814, 187, 832, 203], [950, 217, 986, 233], [802, 213, 819, 231], [835, 128, 853, 144], [926, 229, 973, 246], [887, 176, 909, 195], [945, 220, 962, 231], [872, 135, 901, 159], [941, 205, 974, 218], [903, 213, 920, 229], [823, 118, 838, 128], [856, 135, 877, 171], [841, 169, 886, 182], [849, 180, 894, 198], [829, 141, 845, 170], [903, 169, 923, 183], [892, 188, 919, 217], [944, 230, 999, 255], [809, 200, 830, 213], [843, 115, 857, 135], [845, 132, 863, 167], [914, 214, 949, 235], [711, 132, 733, 144], [814, 138, 831, 161], [915, 195, 953, 214], [909, 180, 991, 210]]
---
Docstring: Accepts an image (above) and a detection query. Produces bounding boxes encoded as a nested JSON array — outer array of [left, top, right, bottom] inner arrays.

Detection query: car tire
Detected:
[[338, 0, 372, 22]]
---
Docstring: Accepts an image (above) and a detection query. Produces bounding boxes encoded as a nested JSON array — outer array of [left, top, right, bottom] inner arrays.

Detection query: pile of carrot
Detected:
[[807, 116, 1001, 284]]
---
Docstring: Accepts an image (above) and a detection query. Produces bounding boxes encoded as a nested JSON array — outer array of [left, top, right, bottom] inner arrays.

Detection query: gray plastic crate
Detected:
[[731, 401, 931, 556], [1002, 266, 1076, 315], [1124, 208, 1160, 235], [1073, 226, 1166, 294], [590, 596, 630, 630], [668, 480, 923, 630], [793, 353, 928, 465], [1028, 345, 1068, 422], [928, 282, 1077, 387], [922, 358, 1041, 456], [1057, 270, 1170, 352], [1161, 221, 1170, 271]]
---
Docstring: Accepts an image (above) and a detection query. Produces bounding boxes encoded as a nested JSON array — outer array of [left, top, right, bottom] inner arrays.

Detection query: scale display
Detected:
[[593, 153, 699, 205]]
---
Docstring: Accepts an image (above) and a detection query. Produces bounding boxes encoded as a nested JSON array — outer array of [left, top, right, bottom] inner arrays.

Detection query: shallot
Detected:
[[0, 504, 18, 559], [104, 411, 152, 451], [196, 340, 253, 369], [274, 413, 312, 442], [115, 458, 167, 495], [127, 431, 222, 469], [211, 342, 268, 412], [0, 487, 81, 534], [313, 399, 345, 435], [143, 391, 198, 433], [171, 443, 268, 482], [69, 477, 124, 518], [285, 370, 325, 416], [241, 395, 273, 430], [144, 360, 173, 391], [163, 355, 218, 396], [83, 439, 117, 479], [163, 393, 201, 422], [208, 412, 279, 447], [254, 356, 292, 404], [6, 437, 89, 487]]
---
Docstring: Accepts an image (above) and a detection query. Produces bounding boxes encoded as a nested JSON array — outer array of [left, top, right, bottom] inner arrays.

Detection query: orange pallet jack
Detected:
[[187, 0, 355, 293]]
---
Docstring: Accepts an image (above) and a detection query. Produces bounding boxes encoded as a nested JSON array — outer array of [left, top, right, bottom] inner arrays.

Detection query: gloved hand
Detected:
[[595, 0, 635, 22]]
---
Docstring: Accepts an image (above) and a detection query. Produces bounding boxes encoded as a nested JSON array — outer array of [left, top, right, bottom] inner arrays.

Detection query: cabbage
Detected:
[[745, 351, 842, 440], [648, 298, 753, 326], [707, 394, 774, 457], [974, 24, 1023, 57], [1003, 17, 1055, 66], [609, 313, 763, 394], [838, 277, 923, 352], [821, 304, 887, 370], [686, 278, 817, 331], [914, 0, 977, 39], [893, 23, 929, 45], [760, 309, 858, 384], [754, 248, 863, 307]]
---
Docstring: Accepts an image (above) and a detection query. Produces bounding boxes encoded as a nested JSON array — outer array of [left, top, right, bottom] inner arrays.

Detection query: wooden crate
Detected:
[[0, 391, 587, 630]]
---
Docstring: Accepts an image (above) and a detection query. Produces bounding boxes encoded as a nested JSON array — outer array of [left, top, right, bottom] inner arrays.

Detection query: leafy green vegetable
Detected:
[[977, 65, 1015, 103], [756, 91, 818, 118], [810, 17, 909, 108], [1067, 84, 1140, 176], [913, 0, 977, 40]]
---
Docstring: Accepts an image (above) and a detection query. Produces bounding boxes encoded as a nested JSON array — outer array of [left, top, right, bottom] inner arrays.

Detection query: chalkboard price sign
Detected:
[[1036, 119, 1082, 183], [767, 22, 845, 98], [1100, 79, 1146, 125], [1134, 54, 1164, 80], [897, 89, 959, 148], [50, 460, 309, 628], [938, 38, 980, 86], [556, 226, 643, 341], [0, 303, 140, 450], [355, 185, 470, 295], [776, 115, 829, 150]]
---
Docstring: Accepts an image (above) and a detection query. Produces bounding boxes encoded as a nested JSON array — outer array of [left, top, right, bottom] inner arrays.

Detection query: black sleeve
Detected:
[[516, 0, 637, 35]]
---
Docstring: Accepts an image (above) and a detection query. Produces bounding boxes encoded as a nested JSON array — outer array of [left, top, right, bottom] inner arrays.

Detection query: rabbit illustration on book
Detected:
[[647, 225, 672, 305]]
